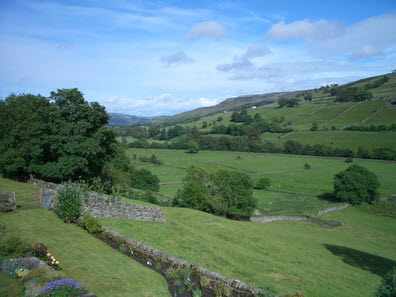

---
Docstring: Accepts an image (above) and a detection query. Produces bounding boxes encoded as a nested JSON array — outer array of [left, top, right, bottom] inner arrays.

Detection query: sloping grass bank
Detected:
[[102, 203, 396, 297]]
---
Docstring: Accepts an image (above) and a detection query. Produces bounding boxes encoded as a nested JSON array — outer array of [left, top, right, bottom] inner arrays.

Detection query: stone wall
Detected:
[[315, 204, 350, 217], [28, 178, 59, 190], [83, 194, 166, 223], [0, 193, 16, 212], [103, 227, 276, 297]]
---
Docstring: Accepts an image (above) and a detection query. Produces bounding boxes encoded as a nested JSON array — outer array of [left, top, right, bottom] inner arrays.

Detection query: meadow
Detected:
[[102, 201, 396, 297]]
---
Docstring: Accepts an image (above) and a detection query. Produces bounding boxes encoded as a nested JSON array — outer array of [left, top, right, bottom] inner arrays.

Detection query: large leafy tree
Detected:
[[333, 164, 380, 205], [0, 89, 116, 182]]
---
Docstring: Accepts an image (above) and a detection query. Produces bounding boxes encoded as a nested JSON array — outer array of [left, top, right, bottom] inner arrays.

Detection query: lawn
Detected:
[[0, 178, 170, 297], [102, 204, 396, 297]]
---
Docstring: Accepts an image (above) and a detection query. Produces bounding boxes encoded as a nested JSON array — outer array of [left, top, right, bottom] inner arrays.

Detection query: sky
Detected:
[[0, 0, 395, 116]]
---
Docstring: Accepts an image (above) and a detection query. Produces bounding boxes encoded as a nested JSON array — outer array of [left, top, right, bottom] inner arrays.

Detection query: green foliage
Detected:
[[186, 140, 199, 154], [278, 98, 299, 108], [174, 181, 211, 211], [83, 214, 102, 234], [55, 183, 82, 223], [255, 177, 271, 189], [192, 289, 202, 297], [375, 267, 396, 297], [0, 89, 116, 181], [304, 163, 311, 169], [333, 165, 380, 205], [0, 235, 32, 258], [184, 166, 210, 184], [211, 170, 256, 219], [357, 196, 396, 218], [311, 121, 319, 131], [130, 168, 160, 192], [335, 87, 373, 102], [31, 243, 48, 260]]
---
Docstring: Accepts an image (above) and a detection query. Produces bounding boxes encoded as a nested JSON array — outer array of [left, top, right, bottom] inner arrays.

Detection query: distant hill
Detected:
[[108, 113, 167, 126], [155, 90, 310, 125], [156, 72, 396, 125]]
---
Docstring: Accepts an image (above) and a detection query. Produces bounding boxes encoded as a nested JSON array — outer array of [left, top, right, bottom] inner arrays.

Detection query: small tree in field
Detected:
[[255, 177, 271, 189], [333, 165, 380, 205]]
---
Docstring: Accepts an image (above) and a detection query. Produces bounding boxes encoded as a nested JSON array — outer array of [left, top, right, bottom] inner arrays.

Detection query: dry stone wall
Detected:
[[82, 194, 166, 223], [103, 227, 276, 297]]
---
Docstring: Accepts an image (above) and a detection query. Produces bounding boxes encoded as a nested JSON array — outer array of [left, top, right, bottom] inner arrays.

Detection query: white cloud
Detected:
[[186, 21, 225, 40], [350, 45, 383, 60], [266, 19, 339, 40], [217, 44, 272, 72], [103, 93, 220, 116], [160, 51, 195, 67]]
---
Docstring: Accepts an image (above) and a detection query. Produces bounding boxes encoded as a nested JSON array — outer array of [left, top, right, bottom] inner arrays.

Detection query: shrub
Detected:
[[0, 235, 32, 257], [255, 177, 271, 189], [333, 164, 380, 205], [83, 214, 102, 234], [22, 266, 65, 285], [304, 163, 311, 169], [211, 170, 256, 219], [56, 183, 82, 223], [31, 243, 48, 260], [174, 182, 211, 212], [375, 267, 396, 297], [130, 168, 160, 192]]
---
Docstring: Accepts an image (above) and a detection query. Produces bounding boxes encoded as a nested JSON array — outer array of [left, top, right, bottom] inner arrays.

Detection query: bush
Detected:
[[174, 182, 211, 212], [31, 243, 48, 260], [56, 183, 82, 223], [333, 165, 380, 205], [255, 177, 271, 189], [130, 168, 160, 192], [211, 170, 256, 219], [0, 235, 32, 257], [375, 267, 396, 297], [83, 214, 102, 234], [304, 163, 311, 169]]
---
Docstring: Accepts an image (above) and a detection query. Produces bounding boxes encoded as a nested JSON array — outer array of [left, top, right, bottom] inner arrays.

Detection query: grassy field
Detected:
[[274, 130, 396, 150], [127, 148, 396, 196], [102, 202, 396, 297], [0, 179, 170, 297]]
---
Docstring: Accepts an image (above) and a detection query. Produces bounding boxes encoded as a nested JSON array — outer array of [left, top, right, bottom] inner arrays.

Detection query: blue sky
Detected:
[[0, 0, 395, 116]]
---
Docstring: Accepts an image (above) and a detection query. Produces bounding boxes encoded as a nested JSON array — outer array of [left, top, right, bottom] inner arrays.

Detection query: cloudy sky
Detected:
[[0, 0, 395, 116]]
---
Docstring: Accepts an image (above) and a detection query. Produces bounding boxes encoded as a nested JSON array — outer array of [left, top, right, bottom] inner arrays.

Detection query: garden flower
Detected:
[[56, 261, 59, 264], [47, 253, 51, 257]]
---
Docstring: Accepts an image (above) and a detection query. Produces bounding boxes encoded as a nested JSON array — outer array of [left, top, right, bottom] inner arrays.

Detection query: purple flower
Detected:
[[42, 279, 83, 295]]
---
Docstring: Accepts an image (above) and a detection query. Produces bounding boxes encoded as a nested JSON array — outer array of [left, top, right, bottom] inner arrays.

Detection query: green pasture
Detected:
[[253, 190, 343, 217], [0, 179, 170, 297], [102, 203, 396, 297], [365, 106, 396, 125], [275, 130, 396, 150], [331, 100, 386, 128], [127, 148, 396, 216]]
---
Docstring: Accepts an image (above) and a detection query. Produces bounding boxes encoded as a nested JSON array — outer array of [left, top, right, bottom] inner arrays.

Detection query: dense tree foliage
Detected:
[[130, 168, 160, 192], [333, 87, 373, 102], [278, 98, 299, 108], [0, 89, 116, 182], [333, 165, 380, 205], [174, 167, 256, 219]]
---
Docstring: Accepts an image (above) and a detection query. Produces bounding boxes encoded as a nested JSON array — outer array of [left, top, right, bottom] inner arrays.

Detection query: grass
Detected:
[[275, 130, 396, 150], [0, 178, 170, 297], [253, 190, 343, 217], [0, 272, 24, 297], [365, 106, 396, 125], [102, 204, 396, 297], [127, 148, 396, 197]]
